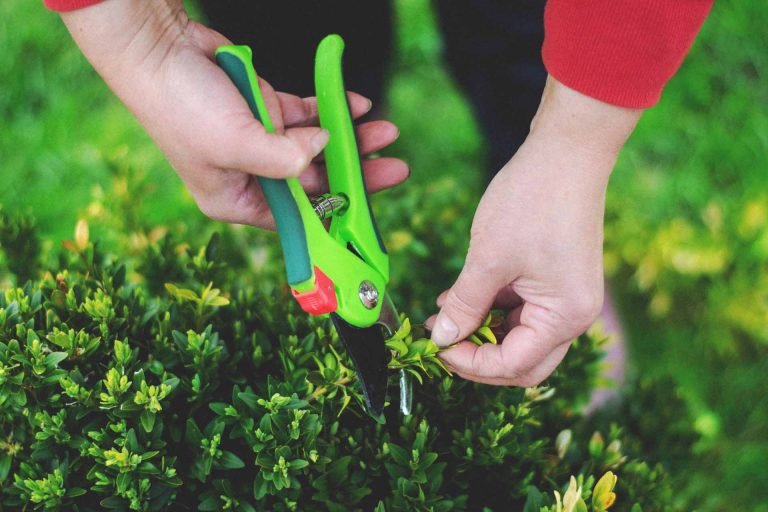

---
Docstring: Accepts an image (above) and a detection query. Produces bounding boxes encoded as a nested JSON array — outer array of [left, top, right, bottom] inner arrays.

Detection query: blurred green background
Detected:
[[1, 0, 766, 509]]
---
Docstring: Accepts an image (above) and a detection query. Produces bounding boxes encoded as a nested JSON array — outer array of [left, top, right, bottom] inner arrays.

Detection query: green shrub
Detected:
[[0, 208, 40, 284], [0, 211, 674, 511]]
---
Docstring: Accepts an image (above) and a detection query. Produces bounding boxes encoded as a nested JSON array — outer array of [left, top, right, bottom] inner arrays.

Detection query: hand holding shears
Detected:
[[216, 35, 410, 417]]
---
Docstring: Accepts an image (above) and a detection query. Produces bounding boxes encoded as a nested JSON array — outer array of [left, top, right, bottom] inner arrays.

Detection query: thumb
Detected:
[[431, 263, 504, 347]]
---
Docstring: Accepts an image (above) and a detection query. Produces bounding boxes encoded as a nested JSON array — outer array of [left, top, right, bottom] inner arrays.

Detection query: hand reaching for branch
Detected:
[[60, 0, 407, 229], [427, 77, 642, 386]]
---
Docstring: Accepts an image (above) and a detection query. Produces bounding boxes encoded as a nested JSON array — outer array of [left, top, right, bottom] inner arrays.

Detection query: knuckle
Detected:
[[465, 242, 511, 278], [566, 289, 604, 333], [445, 288, 485, 323], [287, 151, 311, 176], [303, 98, 318, 119]]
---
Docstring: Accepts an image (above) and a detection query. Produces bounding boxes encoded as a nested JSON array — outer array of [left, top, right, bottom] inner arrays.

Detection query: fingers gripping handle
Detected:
[[214, 46, 313, 287]]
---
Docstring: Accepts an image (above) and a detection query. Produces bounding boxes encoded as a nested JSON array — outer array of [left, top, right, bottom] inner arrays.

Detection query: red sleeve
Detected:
[[542, 0, 714, 108], [44, 0, 103, 12]]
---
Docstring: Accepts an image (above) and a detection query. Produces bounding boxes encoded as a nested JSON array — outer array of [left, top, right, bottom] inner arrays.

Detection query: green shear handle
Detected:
[[215, 35, 389, 328]]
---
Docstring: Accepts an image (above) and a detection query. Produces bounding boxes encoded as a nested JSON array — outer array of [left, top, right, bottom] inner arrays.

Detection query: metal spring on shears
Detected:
[[312, 194, 349, 220]]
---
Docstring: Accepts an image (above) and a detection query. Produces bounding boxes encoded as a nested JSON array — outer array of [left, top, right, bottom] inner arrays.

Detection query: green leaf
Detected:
[[240, 503, 257, 512], [206, 295, 230, 307], [205, 232, 220, 261], [198, 495, 221, 511], [0, 453, 11, 481], [44, 351, 68, 368], [164, 283, 198, 302], [137, 462, 161, 475], [163, 376, 180, 391], [468, 334, 483, 346], [171, 330, 188, 349], [140, 410, 156, 433], [388, 444, 410, 466], [217, 451, 245, 469], [209, 402, 228, 415], [254, 477, 269, 500], [386, 339, 409, 356], [476, 326, 496, 344], [125, 429, 140, 452], [66, 488, 87, 498], [237, 391, 260, 411], [523, 486, 544, 512], [51, 289, 66, 309], [289, 459, 309, 470], [337, 394, 352, 417], [116, 472, 131, 494], [142, 450, 160, 461], [113, 264, 126, 289], [100, 496, 126, 509], [186, 419, 203, 446]]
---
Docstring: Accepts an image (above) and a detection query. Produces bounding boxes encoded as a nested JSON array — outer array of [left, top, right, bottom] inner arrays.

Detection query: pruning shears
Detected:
[[215, 35, 411, 417]]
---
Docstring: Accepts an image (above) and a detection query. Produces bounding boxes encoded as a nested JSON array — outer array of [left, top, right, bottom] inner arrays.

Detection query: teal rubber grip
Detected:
[[215, 47, 313, 286]]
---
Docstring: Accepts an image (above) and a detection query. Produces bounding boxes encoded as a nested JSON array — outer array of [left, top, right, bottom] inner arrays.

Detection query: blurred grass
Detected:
[[605, 1, 768, 508], [0, 0, 197, 243], [1, 0, 766, 509]]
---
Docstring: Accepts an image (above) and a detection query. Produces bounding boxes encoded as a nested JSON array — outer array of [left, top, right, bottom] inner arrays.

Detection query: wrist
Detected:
[[528, 75, 643, 161], [61, 0, 189, 82]]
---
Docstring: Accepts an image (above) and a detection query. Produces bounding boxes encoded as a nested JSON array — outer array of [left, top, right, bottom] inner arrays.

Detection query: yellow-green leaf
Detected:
[[592, 471, 618, 511], [164, 283, 199, 302], [476, 326, 497, 344], [468, 334, 483, 346], [75, 219, 89, 251], [206, 296, 230, 307]]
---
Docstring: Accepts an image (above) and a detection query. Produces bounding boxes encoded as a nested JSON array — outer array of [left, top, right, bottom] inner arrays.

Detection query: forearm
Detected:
[[60, 0, 189, 96], [57, 0, 223, 160]]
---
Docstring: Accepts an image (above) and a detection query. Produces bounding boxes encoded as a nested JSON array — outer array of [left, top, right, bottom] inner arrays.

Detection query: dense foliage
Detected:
[[0, 211, 673, 511]]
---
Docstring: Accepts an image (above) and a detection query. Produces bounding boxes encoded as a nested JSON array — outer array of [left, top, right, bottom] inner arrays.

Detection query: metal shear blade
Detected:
[[330, 294, 401, 417]]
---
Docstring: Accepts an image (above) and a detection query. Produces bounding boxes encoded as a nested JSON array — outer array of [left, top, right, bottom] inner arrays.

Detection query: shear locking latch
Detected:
[[291, 267, 337, 315]]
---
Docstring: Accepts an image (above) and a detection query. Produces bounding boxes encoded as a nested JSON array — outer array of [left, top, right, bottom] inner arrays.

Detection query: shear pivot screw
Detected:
[[358, 281, 379, 309], [312, 194, 349, 220]]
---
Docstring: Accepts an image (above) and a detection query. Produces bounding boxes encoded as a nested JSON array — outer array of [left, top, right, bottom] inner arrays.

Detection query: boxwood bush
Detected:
[[0, 210, 674, 511]]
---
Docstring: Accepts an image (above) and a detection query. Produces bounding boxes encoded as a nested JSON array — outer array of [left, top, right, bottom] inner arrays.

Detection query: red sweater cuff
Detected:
[[44, 0, 103, 12], [542, 0, 714, 108]]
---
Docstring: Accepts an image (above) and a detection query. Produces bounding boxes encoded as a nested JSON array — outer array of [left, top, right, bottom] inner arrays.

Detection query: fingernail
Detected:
[[431, 314, 459, 347], [311, 129, 330, 154], [365, 98, 373, 113]]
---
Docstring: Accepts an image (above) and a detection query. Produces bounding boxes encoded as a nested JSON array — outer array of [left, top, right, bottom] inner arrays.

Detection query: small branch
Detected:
[[308, 375, 353, 401]]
